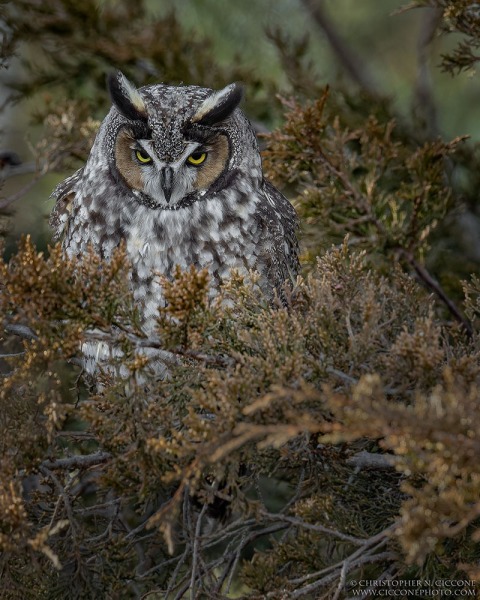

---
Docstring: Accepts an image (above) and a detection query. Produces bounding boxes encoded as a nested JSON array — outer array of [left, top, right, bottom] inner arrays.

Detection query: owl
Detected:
[[50, 71, 299, 333]]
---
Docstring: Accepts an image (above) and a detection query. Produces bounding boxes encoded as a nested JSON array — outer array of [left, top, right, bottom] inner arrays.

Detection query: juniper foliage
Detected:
[[1, 1, 480, 599], [407, 0, 480, 75]]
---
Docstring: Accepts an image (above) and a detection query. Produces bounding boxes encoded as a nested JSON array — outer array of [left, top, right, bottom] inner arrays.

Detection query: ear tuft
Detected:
[[106, 70, 147, 121], [191, 83, 243, 126]]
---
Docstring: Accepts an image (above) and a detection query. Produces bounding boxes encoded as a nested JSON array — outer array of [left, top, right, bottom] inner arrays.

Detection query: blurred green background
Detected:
[[2, 0, 479, 250]]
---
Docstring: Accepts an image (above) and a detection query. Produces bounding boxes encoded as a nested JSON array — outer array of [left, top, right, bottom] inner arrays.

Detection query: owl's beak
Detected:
[[160, 166, 174, 203]]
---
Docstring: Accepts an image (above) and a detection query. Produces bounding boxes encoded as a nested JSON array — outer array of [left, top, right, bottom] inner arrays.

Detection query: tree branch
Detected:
[[0, 170, 46, 210], [260, 511, 369, 545], [41, 451, 112, 470], [299, 0, 379, 95], [399, 249, 473, 337], [290, 551, 397, 599], [413, 7, 443, 138], [0, 160, 37, 180], [347, 450, 396, 470]]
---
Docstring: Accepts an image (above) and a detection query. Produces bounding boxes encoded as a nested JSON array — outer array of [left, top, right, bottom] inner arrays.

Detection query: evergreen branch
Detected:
[[315, 146, 389, 240]]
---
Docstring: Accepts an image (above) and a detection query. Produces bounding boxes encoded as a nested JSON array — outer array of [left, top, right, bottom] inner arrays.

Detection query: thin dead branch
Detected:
[[413, 6, 443, 137], [41, 451, 112, 470], [299, 0, 379, 95]]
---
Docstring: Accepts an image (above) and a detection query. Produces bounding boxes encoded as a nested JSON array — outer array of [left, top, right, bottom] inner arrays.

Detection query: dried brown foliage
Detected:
[[1, 232, 479, 597]]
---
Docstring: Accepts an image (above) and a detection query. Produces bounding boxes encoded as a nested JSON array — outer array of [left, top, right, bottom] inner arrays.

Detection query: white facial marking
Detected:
[[133, 140, 202, 207]]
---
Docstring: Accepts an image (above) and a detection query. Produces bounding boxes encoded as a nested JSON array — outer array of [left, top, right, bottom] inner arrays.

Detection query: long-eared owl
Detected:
[[50, 71, 299, 332]]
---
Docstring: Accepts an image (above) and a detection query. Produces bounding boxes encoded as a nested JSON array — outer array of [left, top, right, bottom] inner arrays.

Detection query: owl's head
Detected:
[[103, 71, 259, 211]]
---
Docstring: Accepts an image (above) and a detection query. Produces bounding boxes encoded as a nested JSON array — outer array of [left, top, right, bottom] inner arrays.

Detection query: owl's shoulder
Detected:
[[261, 180, 298, 226], [253, 180, 300, 287], [49, 167, 85, 240], [256, 181, 298, 247]]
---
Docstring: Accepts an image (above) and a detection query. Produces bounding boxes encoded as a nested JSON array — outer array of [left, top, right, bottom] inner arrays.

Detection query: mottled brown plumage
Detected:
[[51, 71, 299, 332]]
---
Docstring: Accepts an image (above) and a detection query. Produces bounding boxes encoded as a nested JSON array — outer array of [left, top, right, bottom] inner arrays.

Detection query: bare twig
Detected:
[[189, 502, 208, 600], [290, 551, 396, 598], [164, 544, 192, 596], [346, 565, 398, 600], [332, 559, 349, 600], [413, 6, 443, 138], [140, 516, 288, 596], [260, 511, 368, 545], [299, 0, 379, 95], [138, 551, 187, 581], [326, 366, 358, 385], [289, 557, 344, 587], [172, 347, 236, 368], [286, 529, 396, 598], [0, 160, 36, 180], [0, 170, 47, 210], [74, 498, 123, 517], [4, 323, 83, 366], [224, 530, 248, 594], [55, 431, 96, 440], [203, 517, 257, 550], [212, 532, 246, 594], [41, 451, 112, 470], [39, 466, 76, 535]]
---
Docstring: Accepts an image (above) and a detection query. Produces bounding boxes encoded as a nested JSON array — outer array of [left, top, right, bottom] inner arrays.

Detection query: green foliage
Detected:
[[408, 1, 480, 75], [3, 0, 271, 126], [263, 92, 462, 266]]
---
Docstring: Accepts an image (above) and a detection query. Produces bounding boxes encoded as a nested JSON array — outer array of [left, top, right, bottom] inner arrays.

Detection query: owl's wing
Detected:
[[257, 180, 300, 302], [49, 167, 84, 241]]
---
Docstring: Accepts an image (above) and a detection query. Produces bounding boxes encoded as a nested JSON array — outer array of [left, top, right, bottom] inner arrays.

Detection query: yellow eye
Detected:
[[187, 151, 207, 166], [135, 149, 152, 164]]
